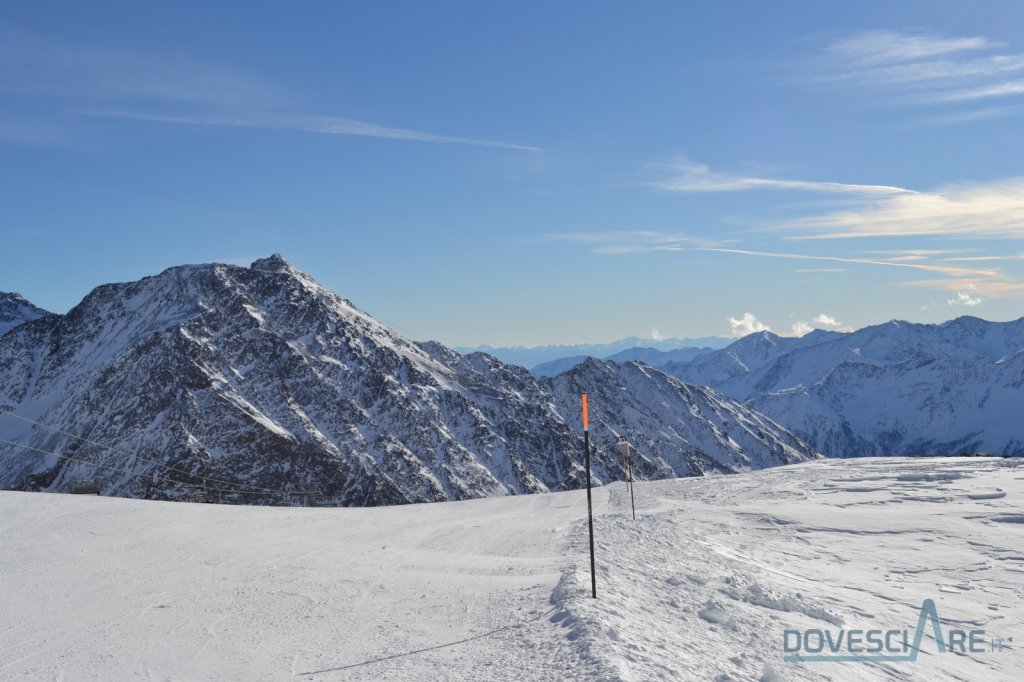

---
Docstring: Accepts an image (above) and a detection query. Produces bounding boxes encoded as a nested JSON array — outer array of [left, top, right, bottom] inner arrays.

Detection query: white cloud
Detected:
[[788, 313, 853, 337], [650, 327, 665, 341], [83, 110, 543, 151], [728, 313, 770, 338], [947, 287, 984, 307], [813, 314, 839, 327], [814, 314, 854, 332], [790, 321, 814, 337], [651, 157, 913, 196]]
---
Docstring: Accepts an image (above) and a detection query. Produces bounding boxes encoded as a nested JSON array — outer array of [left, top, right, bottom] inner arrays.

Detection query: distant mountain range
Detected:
[[0, 257, 814, 505], [456, 335, 730, 370], [531, 346, 715, 378], [661, 321, 1024, 457]]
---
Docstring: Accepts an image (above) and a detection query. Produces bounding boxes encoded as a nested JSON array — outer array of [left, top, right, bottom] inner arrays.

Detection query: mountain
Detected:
[[665, 318, 1024, 457], [531, 346, 714, 378], [0, 292, 52, 338], [546, 359, 816, 478], [661, 329, 846, 395], [456, 335, 730, 369], [0, 256, 817, 505]]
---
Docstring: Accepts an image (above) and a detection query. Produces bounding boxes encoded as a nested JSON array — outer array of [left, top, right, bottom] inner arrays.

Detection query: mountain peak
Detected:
[[0, 292, 52, 337], [250, 253, 294, 273]]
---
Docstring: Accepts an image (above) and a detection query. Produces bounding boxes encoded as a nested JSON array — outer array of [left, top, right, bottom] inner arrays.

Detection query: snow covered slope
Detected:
[[0, 256, 815, 504], [2, 457, 1020, 680], [546, 359, 814, 478], [666, 318, 1024, 457], [0, 292, 51, 338], [662, 329, 845, 393]]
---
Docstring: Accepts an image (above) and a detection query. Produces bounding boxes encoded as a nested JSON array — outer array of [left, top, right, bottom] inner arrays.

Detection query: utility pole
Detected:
[[582, 394, 597, 599], [616, 436, 636, 520]]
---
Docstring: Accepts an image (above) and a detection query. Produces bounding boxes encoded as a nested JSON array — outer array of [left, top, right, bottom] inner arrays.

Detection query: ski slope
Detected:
[[1, 457, 1021, 681]]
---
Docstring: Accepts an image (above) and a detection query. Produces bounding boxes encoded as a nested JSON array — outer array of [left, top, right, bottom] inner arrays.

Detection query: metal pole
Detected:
[[582, 394, 597, 599], [626, 444, 636, 520]]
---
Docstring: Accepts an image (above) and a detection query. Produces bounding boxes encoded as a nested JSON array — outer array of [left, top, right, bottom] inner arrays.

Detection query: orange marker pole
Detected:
[[582, 393, 596, 599]]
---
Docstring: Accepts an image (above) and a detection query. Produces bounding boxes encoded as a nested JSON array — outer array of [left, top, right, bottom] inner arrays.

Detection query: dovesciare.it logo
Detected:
[[783, 599, 1010, 663]]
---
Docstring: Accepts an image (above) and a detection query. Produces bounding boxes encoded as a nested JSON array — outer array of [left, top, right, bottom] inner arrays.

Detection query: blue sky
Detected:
[[2, 1, 1023, 346]]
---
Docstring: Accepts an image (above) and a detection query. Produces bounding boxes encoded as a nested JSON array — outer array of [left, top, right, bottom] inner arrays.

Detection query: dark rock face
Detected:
[[0, 257, 817, 505]]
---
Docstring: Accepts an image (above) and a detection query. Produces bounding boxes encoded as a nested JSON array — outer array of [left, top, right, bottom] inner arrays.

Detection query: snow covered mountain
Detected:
[[546, 359, 814, 479], [661, 329, 846, 394], [0, 256, 816, 505], [0, 292, 51, 338], [665, 318, 1024, 457]]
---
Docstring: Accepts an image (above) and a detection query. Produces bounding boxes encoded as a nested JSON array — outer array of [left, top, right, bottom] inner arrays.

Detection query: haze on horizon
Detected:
[[2, 2, 1022, 347]]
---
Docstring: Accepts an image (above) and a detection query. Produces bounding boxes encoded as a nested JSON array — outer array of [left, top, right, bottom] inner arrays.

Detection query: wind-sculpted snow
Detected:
[[665, 318, 1024, 457], [0, 256, 816, 504]]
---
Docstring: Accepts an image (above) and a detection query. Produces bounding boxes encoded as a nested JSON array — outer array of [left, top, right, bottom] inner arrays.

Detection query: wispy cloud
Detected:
[[696, 247, 999, 279], [0, 27, 539, 152], [916, 103, 1024, 127], [900, 278, 1024, 299], [825, 30, 992, 65], [83, 110, 543, 151], [808, 30, 1024, 124], [0, 26, 280, 108], [930, 80, 1024, 102], [786, 178, 1024, 240], [543, 230, 731, 253], [704, 247, 1023, 301], [650, 157, 913, 195]]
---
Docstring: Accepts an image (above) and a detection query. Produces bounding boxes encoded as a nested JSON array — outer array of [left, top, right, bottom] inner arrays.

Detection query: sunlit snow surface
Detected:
[[2, 457, 1021, 681]]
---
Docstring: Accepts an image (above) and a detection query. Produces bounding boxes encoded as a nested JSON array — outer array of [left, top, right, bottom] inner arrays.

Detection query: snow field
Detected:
[[1, 456, 1021, 681]]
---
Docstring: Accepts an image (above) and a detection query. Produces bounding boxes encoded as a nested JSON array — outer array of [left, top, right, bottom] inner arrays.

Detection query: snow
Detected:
[[2, 456, 1020, 681], [665, 316, 1024, 458]]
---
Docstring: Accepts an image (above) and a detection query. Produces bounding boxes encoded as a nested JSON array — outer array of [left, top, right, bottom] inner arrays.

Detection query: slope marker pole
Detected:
[[627, 444, 636, 520], [582, 393, 597, 599], [617, 436, 636, 520]]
